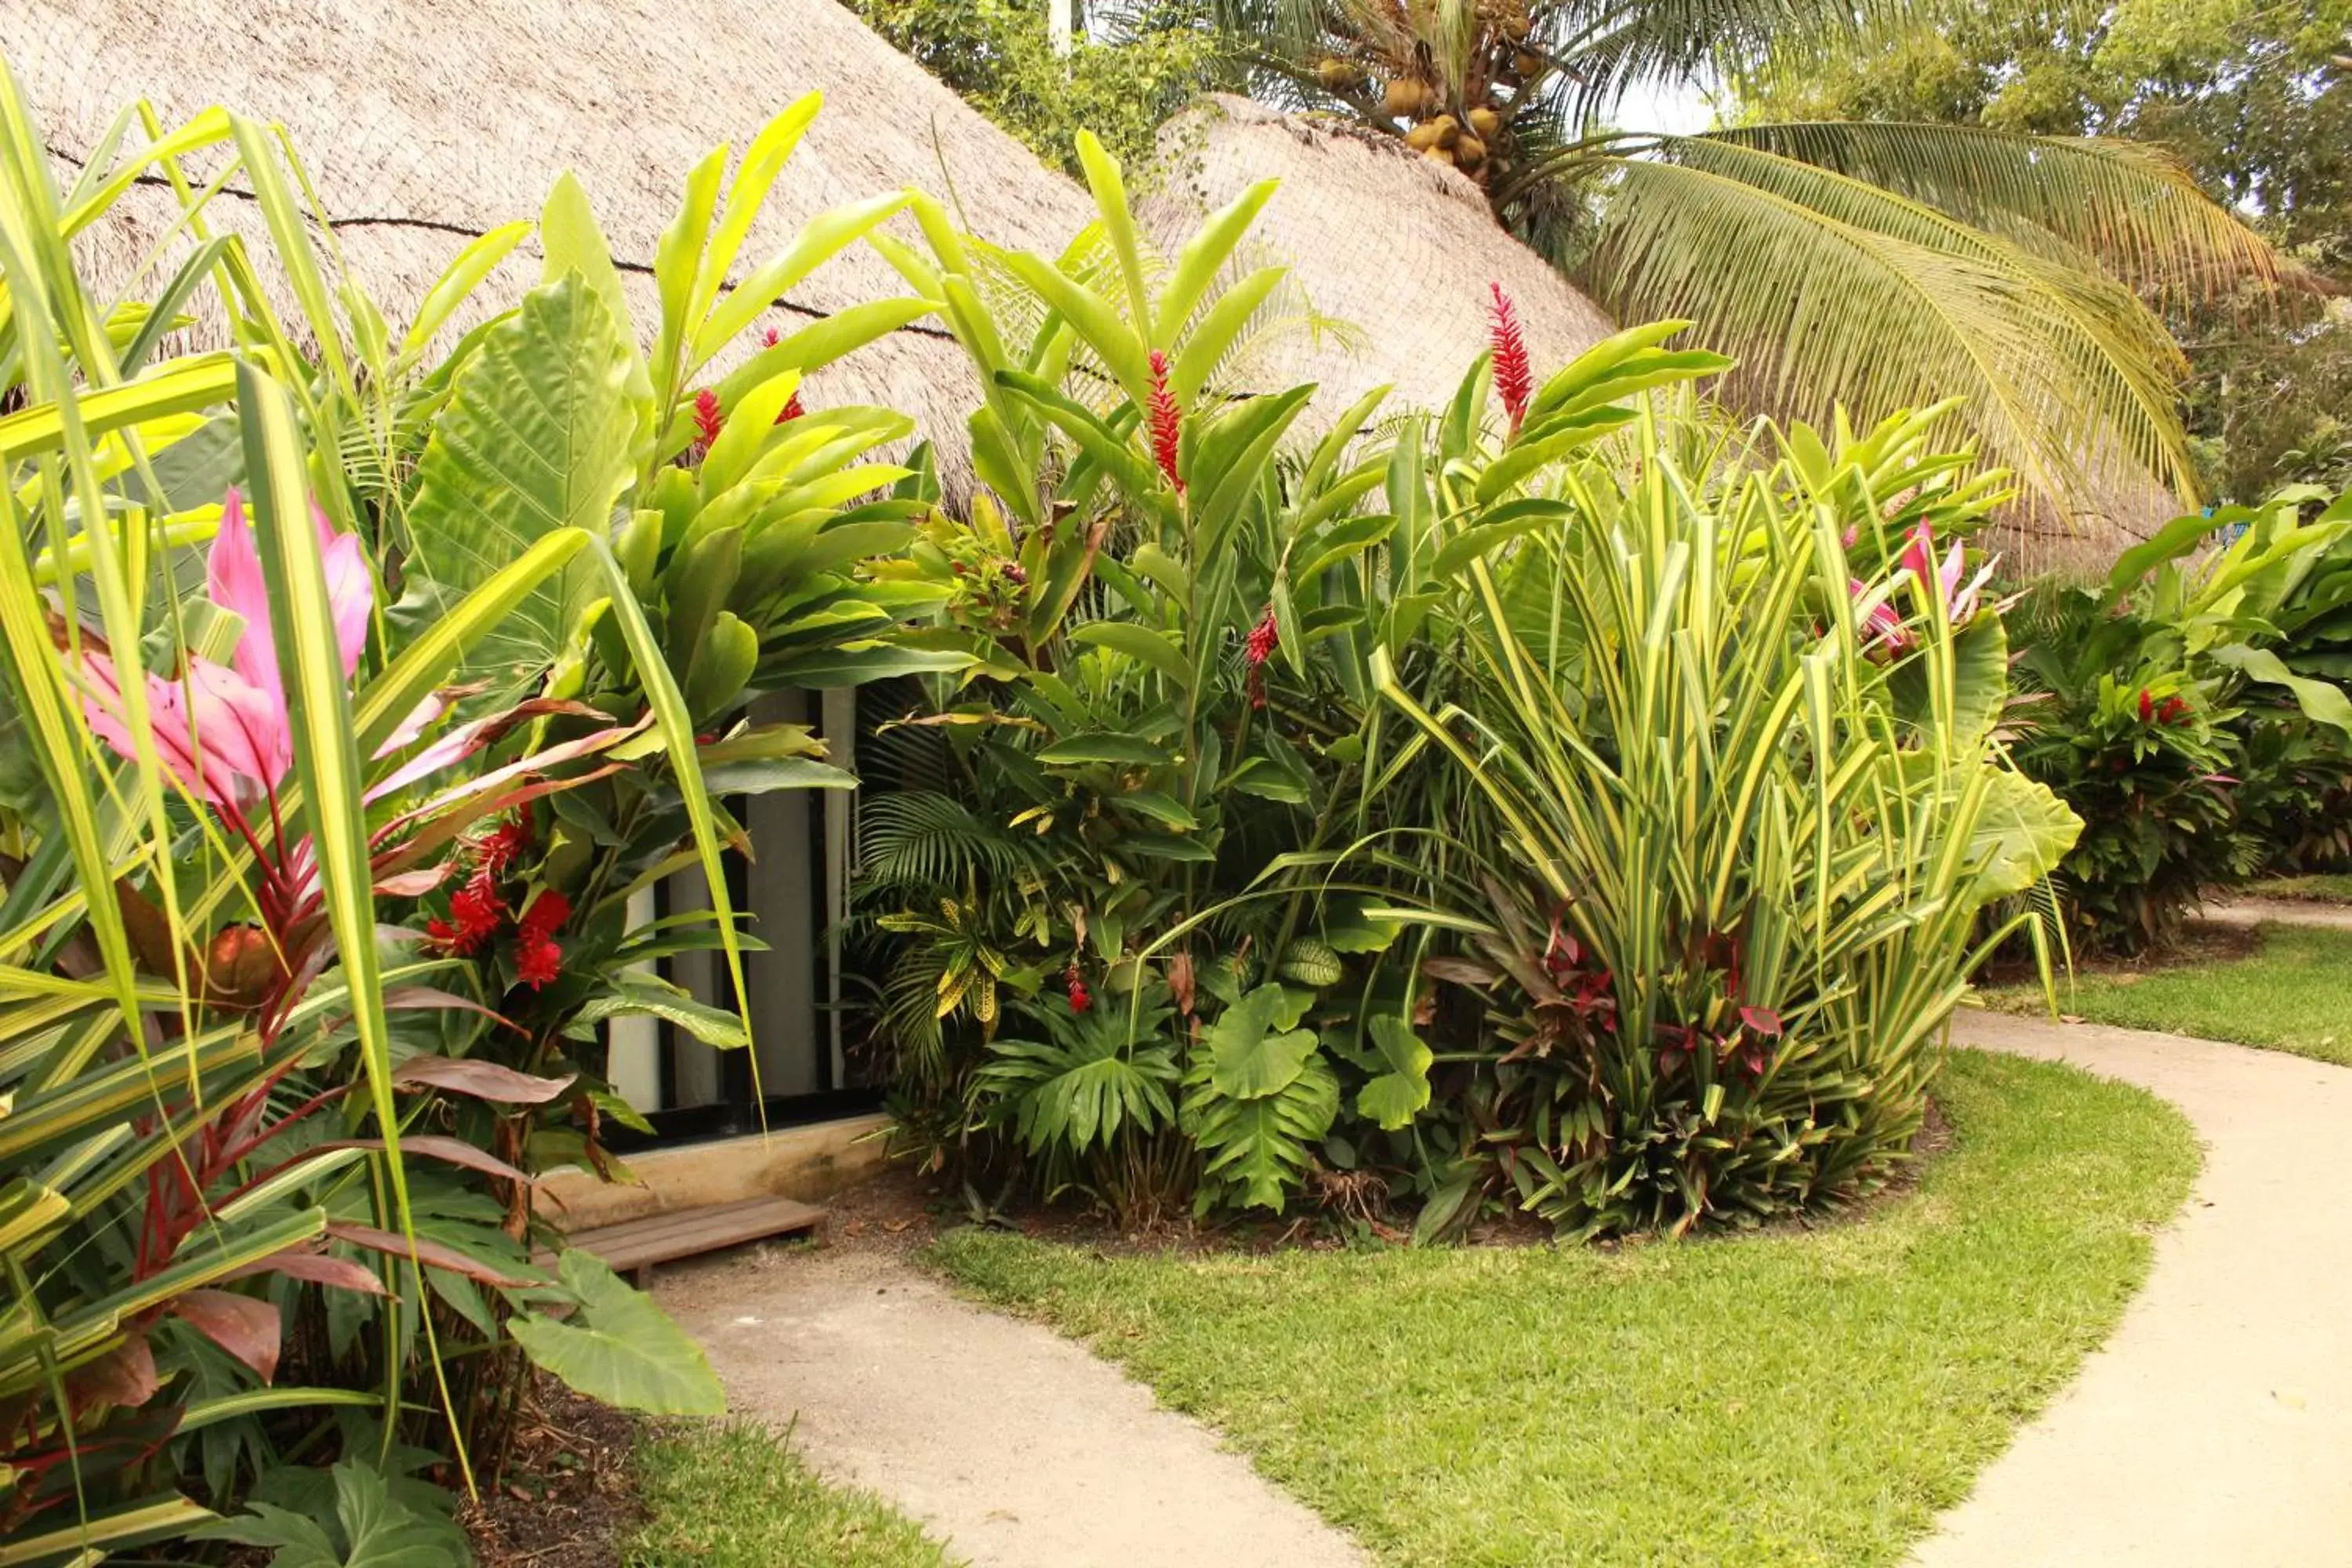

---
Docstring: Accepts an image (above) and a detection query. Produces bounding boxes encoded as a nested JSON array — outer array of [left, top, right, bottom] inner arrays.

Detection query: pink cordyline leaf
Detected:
[[169, 1289, 282, 1385], [78, 488, 421, 814]]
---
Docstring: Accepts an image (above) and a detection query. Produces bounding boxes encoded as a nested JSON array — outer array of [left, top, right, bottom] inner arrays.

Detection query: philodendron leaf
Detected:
[[404, 272, 647, 687], [1207, 983, 1319, 1100], [507, 1250, 726, 1417], [1968, 768, 2085, 899], [191, 1458, 463, 1567], [1356, 1016, 1433, 1131]]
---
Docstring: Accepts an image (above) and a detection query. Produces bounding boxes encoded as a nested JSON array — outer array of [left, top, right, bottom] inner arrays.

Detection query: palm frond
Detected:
[[1575, 136, 2200, 512], [1704, 121, 2288, 303], [858, 790, 1044, 891]]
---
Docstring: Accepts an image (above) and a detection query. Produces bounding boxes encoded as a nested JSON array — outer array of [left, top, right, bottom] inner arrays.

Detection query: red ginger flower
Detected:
[[2138, 688, 2156, 724], [691, 388, 725, 451], [776, 390, 806, 425], [473, 818, 531, 877], [516, 931, 563, 990], [1065, 961, 1092, 1014], [1246, 608, 1279, 670], [520, 888, 571, 938], [440, 867, 506, 956], [1488, 282, 1534, 438], [1147, 350, 1185, 494]]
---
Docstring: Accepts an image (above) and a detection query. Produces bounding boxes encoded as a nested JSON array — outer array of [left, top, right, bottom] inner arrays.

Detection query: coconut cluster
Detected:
[[1334, 1, 1543, 187]]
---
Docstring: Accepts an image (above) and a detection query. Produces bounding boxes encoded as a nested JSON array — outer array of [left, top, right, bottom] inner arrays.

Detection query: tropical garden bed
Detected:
[[2, 0, 2347, 1559]]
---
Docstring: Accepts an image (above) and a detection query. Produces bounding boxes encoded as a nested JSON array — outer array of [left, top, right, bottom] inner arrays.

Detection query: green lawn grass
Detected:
[[1987, 922, 2352, 1066], [2253, 873, 2352, 903], [627, 1423, 955, 1567], [931, 1051, 2195, 1568]]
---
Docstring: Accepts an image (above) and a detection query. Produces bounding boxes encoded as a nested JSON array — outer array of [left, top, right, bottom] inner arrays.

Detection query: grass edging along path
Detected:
[[1986, 922, 2352, 1067], [626, 1422, 956, 1568], [931, 1051, 2198, 1568], [2252, 873, 2352, 903]]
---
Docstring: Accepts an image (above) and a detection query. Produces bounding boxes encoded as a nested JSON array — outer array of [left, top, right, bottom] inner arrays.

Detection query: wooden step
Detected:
[[543, 1195, 825, 1277]]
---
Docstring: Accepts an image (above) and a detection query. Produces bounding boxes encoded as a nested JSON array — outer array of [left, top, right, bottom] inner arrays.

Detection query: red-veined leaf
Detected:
[[393, 1055, 575, 1104], [170, 1290, 282, 1384], [325, 1223, 539, 1289]]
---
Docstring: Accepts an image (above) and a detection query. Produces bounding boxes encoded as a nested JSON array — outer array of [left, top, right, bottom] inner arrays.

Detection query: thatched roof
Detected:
[[1147, 95, 1619, 432], [11, 0, 1098, 476]]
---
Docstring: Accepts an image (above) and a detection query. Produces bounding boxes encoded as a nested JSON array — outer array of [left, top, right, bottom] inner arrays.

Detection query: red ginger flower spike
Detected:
[[1065, 961, 1092, 1014], [1245, 607, 1279, 670], [2137, 688, 2156, 724], [443, 868, 506, 956], [760, 327, 782, 349], [1488, 282, 1534, 438], [775, 390, 806, 425], [473, 817, 531, 877], [1147, 350, 1185, 494], [691, 388, 725, 452]]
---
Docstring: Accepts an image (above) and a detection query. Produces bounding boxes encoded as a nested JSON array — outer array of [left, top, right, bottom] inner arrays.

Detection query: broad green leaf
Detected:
[[508, 1251, 726, 1417], [1967, 768, 2084, 899], [1206, 985, 1319, 1100], [405, 274, 646, 684], [1071, 622, 1191, 688], [1036, 732, 1176, 768], [1356, 1017, 1432, 1131]]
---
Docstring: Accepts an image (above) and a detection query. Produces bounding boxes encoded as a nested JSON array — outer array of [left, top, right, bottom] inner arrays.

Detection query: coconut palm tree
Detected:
[[1184, 0, 2291, 521]]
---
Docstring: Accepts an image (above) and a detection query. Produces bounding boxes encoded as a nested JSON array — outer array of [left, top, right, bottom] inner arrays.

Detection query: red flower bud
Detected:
[[1065, 961, 1092, 1014]]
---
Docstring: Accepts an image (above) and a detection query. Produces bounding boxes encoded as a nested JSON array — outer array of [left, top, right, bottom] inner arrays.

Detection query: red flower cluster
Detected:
[[2137, 689, 2191, 725], [1065, 960, 1092, 1014], [1245, 607, 1279, 670], [1147, 350, 1185, 495], [691, 388, 725, 452], [515, 890, 570, 991], [1488, 281, 1534, 438], [424, 816, 567, 989]]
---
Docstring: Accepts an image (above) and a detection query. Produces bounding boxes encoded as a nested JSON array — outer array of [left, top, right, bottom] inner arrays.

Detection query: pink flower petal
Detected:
[[205, 489, 282, 717]]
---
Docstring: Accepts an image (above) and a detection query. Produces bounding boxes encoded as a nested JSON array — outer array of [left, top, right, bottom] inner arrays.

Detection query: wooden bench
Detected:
[[545, 1195, 825, 1281]]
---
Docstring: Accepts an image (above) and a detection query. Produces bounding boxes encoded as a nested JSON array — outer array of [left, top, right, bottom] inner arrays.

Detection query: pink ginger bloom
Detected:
[[79, 491, 368, 813], [1897, 521, 1998, 628], [77, 489, 426, 818]]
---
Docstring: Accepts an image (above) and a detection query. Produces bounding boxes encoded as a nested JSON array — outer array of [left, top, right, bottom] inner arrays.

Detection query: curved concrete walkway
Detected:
[[1915, 1013, 2352, 1567], [2200, 894, 2352, 933], [654, 1245, 1366, 1568]]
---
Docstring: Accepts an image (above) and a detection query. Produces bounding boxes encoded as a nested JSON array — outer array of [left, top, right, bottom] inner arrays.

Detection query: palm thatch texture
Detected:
[[1144, 93, 1617, 428], [1190, 0, 2289, 564], [9, 0, 1099, 479]]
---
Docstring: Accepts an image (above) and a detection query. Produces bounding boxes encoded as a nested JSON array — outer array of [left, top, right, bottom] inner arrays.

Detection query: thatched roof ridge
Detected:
[[1145, 94, 1620, 430], [10, 0, 1099, 474]]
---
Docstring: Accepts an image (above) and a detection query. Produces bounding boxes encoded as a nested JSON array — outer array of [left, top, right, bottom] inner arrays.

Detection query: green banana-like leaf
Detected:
[[405, 273, 646, 685]]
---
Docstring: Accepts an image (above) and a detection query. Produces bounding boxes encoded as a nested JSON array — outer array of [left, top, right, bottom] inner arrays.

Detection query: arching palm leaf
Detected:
[[1703, 121, 2288, 303], [1571, 133, 2200, 507]]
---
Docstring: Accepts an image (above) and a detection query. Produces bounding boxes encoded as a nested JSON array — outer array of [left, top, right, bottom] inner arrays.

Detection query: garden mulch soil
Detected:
[[460, 1378, 642, 1568]]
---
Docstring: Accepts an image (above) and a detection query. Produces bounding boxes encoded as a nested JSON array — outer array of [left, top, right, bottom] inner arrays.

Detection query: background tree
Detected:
[[1733, 0, 2352, 502], [1144, 0, 2296, 524]]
